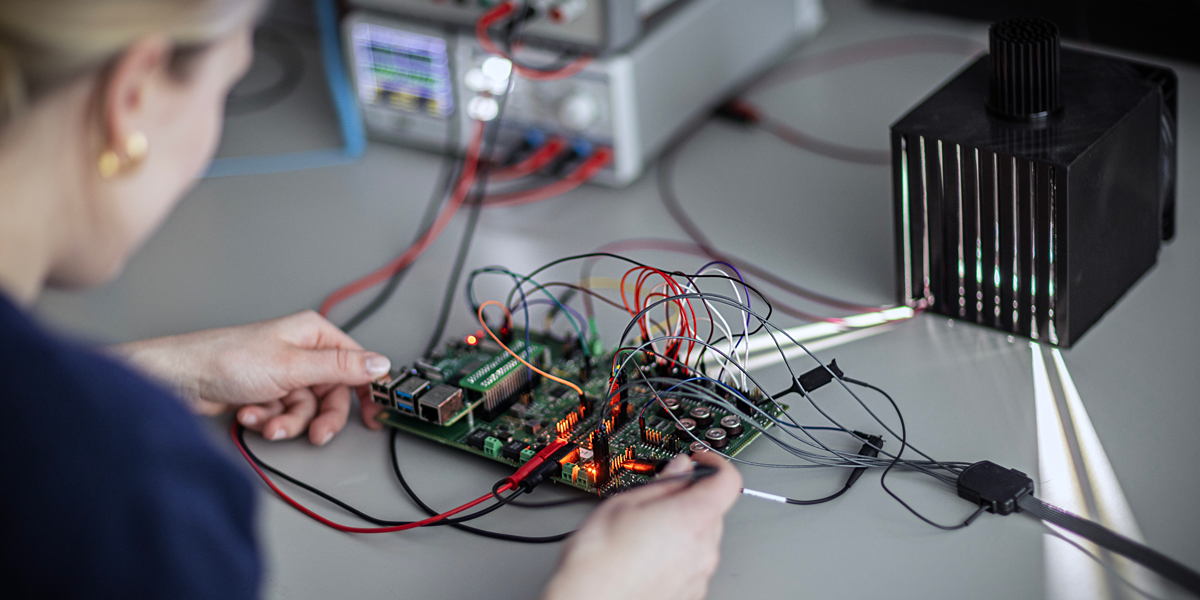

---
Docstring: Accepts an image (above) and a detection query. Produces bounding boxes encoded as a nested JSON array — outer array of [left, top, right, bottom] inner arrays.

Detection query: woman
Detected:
[[0, 1, 742, 598]]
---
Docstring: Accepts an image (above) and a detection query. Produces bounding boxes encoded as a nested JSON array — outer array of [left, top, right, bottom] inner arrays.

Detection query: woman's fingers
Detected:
[[604, 455, 698, 508], [237, 383, 384, 444], [236, 399, 284, 431], [668, 450, 743, 519], [358, 386, 385, 430], [308, 385, 352, 445], [262, 387, 319, 441]]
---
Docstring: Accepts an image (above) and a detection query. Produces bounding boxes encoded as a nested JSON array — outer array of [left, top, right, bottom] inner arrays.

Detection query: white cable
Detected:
[[693, 316, 738, 382], [742, 488, 789, 504], [687, 268, 747, 387]]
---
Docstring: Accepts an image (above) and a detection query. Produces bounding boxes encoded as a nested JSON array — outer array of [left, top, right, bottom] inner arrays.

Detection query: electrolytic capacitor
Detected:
[[688, 406, 713, 428], [675, 417, 697, 439], [704, 427, 728, 449], [719, 415, 743, 436], [660, 397, 681, 416], [689, 441, 708, 454]]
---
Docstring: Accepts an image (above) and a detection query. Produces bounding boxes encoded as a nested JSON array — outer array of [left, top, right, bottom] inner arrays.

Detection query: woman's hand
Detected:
[[111, 310, 389, 445], [542, 451, 743, 600]]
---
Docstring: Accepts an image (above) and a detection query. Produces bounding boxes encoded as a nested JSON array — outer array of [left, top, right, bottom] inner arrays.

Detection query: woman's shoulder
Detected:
[[0, 297, 261, 599], [0, 294, 255, 505], [0, 297, 196, 444]]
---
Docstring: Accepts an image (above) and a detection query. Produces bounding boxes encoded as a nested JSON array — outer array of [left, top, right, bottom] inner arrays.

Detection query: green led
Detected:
[[483, 436, 503, 458]]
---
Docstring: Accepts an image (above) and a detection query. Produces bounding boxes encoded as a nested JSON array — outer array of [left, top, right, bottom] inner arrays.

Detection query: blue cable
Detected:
[[205, 0, 366, 178], [469, 266, 591, 356], [510, 299, 588, 332]]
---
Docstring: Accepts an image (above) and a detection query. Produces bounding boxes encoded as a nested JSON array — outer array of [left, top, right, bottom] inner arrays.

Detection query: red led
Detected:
[[465, 335, 478, 345]]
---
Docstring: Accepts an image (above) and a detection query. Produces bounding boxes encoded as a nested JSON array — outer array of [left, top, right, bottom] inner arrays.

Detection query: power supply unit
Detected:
[[343, 0, 826, 186]]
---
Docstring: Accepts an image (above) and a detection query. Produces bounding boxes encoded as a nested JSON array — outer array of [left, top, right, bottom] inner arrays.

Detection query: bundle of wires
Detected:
[[459, 255, 1200, 597], [241, 250, 1200, 597], [464, 252, 972, 524]]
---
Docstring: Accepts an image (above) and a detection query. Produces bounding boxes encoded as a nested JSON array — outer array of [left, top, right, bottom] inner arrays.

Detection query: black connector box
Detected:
[[956, 460, 1034, 515]]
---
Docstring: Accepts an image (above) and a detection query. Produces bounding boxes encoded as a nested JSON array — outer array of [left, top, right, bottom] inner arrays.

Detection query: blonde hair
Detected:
[[0, 0, 264, 129]]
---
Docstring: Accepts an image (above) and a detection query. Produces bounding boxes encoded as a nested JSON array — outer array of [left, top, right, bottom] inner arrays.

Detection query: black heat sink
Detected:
[[891, 33, 1175, 347]]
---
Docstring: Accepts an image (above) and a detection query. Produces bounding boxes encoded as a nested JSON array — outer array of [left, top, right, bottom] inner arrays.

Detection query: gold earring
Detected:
[[97, 131, 149, 179], [125, 131, 148, 163], [98, 149, 121, 179]]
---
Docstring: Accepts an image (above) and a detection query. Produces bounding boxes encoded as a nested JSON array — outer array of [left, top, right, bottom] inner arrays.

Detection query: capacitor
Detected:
[[719, 415, 743, 436], [689, 441, 708, 454], [674, 417, 697, 439], [660, 397, 681, 416], [688, 406, 713, 428], [704, 427, 728, 449]]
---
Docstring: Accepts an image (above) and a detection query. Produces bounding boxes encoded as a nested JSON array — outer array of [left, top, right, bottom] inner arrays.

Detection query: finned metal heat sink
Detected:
[[890, 18, 1176, 347]]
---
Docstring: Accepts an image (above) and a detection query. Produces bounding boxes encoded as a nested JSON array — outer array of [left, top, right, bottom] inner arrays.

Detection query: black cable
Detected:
[[419, 1, 593, 353], [538, 288, 579, 336], [340, 156, 461, 333], [467, 252, 774, 330], [785, 432, 882, 506], [340, 162, 462, 332], [842, 378, 982, 530], [422, 199, 484, 357], [783, 479, 857, 506], [843, 378, 962, 473], [389, 429, 575, 543], [504, 495, 595, 508], [420, 56, 517, 358], [236, 425, 517, 527], [497, 1, 588, 74], [341, 28, 463, 334], [490, 480, 594, 508], [1018, 494, 1200, 596]]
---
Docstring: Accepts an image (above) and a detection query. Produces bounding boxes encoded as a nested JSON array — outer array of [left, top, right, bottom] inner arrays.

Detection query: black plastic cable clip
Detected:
[[798, 359, 843, 394], [771, 360, 844, 400], [843, 431, 883, 490], [956, 461, 1035, 515]]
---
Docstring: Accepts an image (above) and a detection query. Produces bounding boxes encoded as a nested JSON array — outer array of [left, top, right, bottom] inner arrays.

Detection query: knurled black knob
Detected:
[[988, 17, 1061, 119]]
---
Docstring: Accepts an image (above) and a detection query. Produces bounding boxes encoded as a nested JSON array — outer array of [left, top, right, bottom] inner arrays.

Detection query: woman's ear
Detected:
[[98, 34, 171, 163]]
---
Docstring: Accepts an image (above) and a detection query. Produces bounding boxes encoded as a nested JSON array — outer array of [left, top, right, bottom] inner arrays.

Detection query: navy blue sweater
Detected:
[[0, 295, 260, 599]]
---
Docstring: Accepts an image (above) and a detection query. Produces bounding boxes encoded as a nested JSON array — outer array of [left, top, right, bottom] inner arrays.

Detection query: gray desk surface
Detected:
[[35, 1, 1200, 598]]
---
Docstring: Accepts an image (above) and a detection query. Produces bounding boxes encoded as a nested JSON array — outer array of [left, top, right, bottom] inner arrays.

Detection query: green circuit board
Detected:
[[374, 331, 783, 497]]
